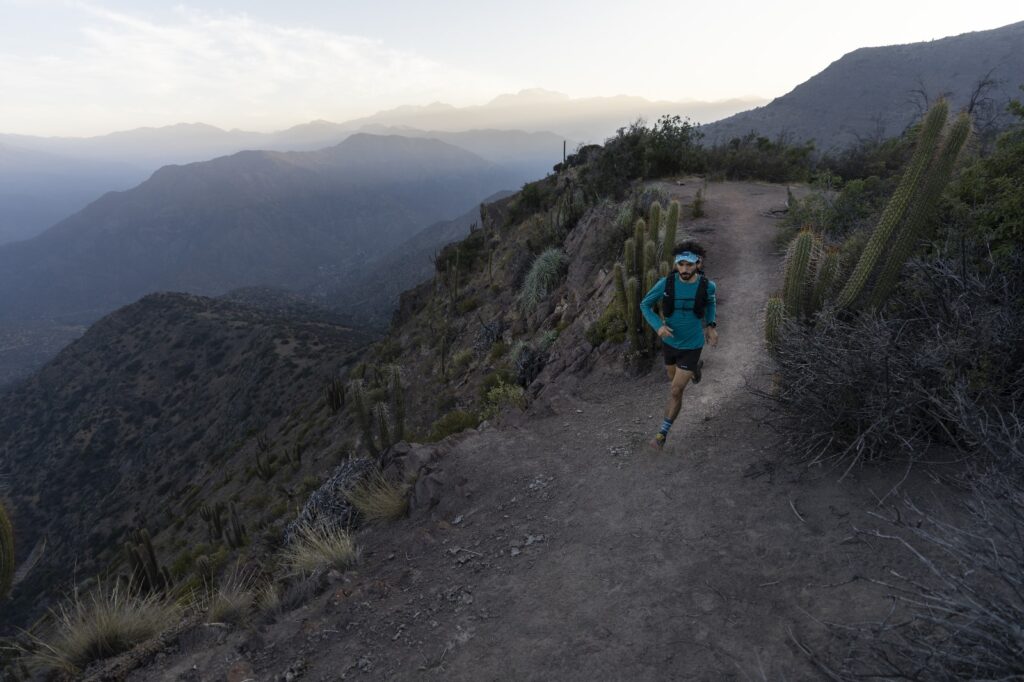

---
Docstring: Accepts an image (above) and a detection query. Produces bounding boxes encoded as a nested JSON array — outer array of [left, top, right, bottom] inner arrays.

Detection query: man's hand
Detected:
[[705, 326, 719, 347], [657, 325, 673, 339]]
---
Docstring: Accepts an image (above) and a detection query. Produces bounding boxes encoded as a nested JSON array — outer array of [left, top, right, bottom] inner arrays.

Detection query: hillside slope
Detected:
[[0, 292, 375, 630], [117, 181, 957, 680], [702, 21, 1024, 150]]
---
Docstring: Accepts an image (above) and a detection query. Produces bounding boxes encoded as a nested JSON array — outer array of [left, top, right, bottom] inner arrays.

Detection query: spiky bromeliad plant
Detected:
[[519, 248, 568, 312]]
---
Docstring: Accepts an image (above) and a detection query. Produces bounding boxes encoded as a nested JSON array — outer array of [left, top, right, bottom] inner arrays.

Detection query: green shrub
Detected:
[[426, 410, 480, 442], [480, 382, 527, 419], [479, 369, 514, 398], [451, 349, 474, 373], [456, 296, 480, 315], [586, 303, 627, 346]]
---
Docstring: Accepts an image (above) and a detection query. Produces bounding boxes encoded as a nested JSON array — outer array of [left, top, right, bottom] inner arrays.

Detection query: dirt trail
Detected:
[[144, 182, 946, 681]]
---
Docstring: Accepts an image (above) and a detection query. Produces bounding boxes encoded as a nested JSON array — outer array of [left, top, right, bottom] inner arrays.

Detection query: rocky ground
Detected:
[[122, 182, 964, 681]]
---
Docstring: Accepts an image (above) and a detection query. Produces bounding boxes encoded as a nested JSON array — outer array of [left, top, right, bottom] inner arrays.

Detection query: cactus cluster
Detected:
[[124, 528, 171, 593], [1, 500, 13, 600], [765, 102, 972, 350], [200, 502, 225, 542], [324, 377, 345, 413], [346, 365, 405, 457], [613, 200, 681, 353], [835, 100, 971, 310], [226, 501, 246, 548]]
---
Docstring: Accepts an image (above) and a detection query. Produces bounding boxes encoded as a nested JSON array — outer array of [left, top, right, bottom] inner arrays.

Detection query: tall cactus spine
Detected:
[[623, 238, 636, 284], [810, 247, 841, 314], [625, 277, 640, 351], [633, 219, 647, 278], [783, 229, 814, 317], [868, 111, 972, 308], [764, 297, 785, 353], [389, 366, 405, 443], [642, 240, 656, 281], [0, 501, 13, 600], [834, 99, 949, 309], [663, 201, 680, 265], [648, 202, 662, 244], [613, 263, 628, 315]]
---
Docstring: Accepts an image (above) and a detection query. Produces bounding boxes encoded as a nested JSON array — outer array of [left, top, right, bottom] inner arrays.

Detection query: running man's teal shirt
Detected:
[[640, 275, 717, 350]]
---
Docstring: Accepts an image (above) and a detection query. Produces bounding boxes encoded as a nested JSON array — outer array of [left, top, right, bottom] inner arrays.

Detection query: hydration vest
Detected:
[[661, 273, 709, 319]]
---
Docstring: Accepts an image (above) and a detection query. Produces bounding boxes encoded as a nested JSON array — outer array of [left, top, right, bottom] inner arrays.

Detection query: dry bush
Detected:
[[808, 477, 1024, 680], [27, 580, 180, 675], [281, 523, 359, 575], [346, 467, 409, 523], [254, 580, 282, 616], [759, 253, 1024, 476]]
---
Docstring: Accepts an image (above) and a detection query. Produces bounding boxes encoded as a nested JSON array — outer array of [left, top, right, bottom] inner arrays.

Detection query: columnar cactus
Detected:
[[835, 99, 950, 309], [623, 238, 637, 283], [200, 503, 225, 542], [347, 379, 378, 457], [388, 366, 405, 443], [811, 247, 841, 314], [324, 378, 345, 413], [124, 528, 171, 593], [227, 501, 246, 548], [783, 229, 814, 317], [648, 202, 662, 244], [868, 111, 972, 308], [642, 241, 657, 281], [663, 201, 680, 265], [625, 277, 640, 350], [613, 263, 628, 315], [0, 501, 13, 600], [373, 403, 393, 452]]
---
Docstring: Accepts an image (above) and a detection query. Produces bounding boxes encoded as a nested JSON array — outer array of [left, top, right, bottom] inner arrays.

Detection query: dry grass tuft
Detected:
[[281, 523, 359, 575], [28, 580, 180, 675], [346, 467, 409, 523], [205, 564, 255, 625]]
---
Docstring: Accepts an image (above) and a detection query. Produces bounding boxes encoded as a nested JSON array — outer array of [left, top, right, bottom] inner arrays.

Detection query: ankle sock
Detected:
[[659, 418, 673, 436]]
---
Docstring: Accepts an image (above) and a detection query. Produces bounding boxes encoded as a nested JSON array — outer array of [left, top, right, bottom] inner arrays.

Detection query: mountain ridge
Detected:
[[0, 134, 515, 323], [701, 21, 1024, 151]]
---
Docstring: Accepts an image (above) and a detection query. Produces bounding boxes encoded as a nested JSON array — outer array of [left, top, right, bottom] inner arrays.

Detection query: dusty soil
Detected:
[[131, 182, 959, 681]]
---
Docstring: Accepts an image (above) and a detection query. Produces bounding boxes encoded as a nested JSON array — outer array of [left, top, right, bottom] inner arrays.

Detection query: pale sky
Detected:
[[1, 0, 1021, 137]]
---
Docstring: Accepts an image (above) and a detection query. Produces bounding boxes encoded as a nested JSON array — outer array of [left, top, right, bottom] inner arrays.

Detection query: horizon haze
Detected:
[[1, 1, 1021, 137]]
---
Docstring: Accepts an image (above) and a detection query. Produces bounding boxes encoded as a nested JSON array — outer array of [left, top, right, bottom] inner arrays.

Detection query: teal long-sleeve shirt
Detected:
[[640, 275, 717, 350]]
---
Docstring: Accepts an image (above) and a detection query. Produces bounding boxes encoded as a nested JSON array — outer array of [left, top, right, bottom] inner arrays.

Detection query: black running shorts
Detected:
[[662, 345, 702, 372]]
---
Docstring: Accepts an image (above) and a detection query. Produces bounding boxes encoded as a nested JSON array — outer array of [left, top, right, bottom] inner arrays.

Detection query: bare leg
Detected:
[[664, 368, 693, 421]]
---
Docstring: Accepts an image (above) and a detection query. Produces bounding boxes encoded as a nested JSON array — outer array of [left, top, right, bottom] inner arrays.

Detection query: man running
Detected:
[[640, 241, 718, 450]]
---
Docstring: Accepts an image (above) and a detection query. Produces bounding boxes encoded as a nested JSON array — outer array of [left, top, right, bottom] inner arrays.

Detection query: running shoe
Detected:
[[650, 432, 666, 450]]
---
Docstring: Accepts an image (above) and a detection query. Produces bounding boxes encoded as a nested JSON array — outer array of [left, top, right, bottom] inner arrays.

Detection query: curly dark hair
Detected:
[[672, 240, 707, 259]]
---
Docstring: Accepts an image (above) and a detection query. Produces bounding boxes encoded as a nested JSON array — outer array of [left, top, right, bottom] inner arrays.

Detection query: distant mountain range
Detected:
[[0, 134, 515, 323], [0, 91, 759, 244], [702, 21, 1024, 151]]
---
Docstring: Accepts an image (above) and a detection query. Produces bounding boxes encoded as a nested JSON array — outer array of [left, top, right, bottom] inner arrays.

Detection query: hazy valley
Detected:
[[2, 18, 1023, 680]]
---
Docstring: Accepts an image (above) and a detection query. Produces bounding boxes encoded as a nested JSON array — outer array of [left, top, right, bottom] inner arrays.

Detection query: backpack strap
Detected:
[[693, 275, 709, 319], [661, 274, 675, 316]]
